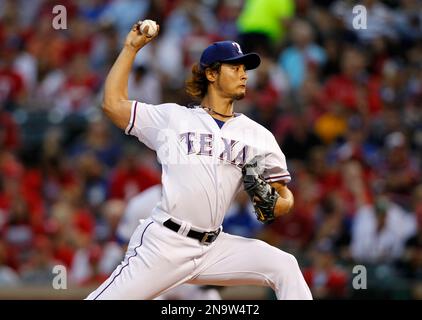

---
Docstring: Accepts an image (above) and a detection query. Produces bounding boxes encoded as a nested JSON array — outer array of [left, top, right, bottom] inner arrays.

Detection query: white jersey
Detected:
[[125, 101, 290, 230]]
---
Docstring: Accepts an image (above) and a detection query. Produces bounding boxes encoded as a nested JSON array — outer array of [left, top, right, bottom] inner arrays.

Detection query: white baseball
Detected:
[[139, 19, 157, 37]]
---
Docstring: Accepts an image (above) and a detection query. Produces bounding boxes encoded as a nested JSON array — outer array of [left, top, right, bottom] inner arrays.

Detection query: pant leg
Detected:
[[86, 219, 199, 300], [189, 232, 313, 300]]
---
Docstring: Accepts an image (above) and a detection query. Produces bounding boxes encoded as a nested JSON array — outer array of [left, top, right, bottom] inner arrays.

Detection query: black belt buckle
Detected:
[[200, 228, 221, 245]]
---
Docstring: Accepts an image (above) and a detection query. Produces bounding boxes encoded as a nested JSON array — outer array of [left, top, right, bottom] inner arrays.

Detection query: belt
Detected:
[[163, 219, 221, 245]]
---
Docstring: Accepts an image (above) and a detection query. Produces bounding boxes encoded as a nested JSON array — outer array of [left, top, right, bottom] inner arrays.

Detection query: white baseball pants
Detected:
[[86, 218, 312, 300]]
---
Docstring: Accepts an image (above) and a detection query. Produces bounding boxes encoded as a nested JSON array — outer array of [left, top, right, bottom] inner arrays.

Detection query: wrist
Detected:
[[123, 43, 141, 54]]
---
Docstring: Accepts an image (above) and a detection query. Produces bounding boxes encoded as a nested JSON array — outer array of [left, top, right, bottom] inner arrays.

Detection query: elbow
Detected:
[[101, 101, 114, 121], [100, 97, 131, 131], [102, 96, 122, 117], [102, 95, 116, 111], [102, 100, 112, 114]]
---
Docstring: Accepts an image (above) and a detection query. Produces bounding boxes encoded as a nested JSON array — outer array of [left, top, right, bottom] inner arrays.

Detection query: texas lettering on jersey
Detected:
[[179, 131, 248, 167]]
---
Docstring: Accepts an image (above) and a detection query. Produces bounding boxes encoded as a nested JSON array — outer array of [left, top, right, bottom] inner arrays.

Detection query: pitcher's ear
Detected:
[[205, 68, 218, 82]]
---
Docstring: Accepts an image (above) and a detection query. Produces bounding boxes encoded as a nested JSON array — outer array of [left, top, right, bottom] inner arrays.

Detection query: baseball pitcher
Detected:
[[86, 19, 312, 300]]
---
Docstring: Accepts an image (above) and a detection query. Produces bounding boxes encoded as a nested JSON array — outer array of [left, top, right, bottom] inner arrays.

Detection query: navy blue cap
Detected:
[[200, 41, 261, 70]]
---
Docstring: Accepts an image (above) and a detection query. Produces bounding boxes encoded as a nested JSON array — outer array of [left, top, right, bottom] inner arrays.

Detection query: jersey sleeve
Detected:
[[262, 135, 291, 184], [125, 100, 176, 150]]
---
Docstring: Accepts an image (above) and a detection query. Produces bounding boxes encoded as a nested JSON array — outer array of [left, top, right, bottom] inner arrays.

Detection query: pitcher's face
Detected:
[[215, 63, 248, 100]]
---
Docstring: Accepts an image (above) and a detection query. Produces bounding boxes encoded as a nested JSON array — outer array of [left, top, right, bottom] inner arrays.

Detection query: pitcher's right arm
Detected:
[[102, 21, 159, 130]]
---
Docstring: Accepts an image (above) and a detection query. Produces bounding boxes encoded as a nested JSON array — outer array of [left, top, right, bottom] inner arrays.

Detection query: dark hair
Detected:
[[185, 62, 221, 100]]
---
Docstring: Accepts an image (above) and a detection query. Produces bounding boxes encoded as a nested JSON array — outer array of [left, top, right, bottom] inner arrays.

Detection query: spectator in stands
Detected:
[[303, 238, 349, 299], [108, 145, 160, 200], [379, 131, 421, 209], [20, 235, 57, 285], [69, 117, 122, 169], [351, 195, 417, 264], [279, 19, 326, 90]]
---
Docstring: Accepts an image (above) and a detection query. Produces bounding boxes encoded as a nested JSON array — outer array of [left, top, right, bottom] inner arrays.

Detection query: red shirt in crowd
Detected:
[[0, 68, 25, 104], [324, 75, 382, 115], [109, 166, 161, 200]]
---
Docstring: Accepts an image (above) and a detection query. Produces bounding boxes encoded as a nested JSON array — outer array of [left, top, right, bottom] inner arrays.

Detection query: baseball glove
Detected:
[[242, 162, 280, 223]]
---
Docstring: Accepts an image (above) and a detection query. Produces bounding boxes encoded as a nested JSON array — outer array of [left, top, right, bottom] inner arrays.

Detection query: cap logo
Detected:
[[232, 42, 243, 54]]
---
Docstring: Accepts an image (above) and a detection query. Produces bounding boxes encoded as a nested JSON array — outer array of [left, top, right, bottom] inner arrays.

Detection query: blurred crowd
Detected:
[[0, 0, 421, 299]]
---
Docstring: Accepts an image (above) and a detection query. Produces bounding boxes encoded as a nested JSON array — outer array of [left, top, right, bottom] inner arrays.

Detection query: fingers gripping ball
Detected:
[[138, 19, 158, 38], [242, 162, 280, 224]]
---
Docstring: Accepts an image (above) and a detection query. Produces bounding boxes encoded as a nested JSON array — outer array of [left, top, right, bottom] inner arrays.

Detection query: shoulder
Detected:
[[140, 102, 186, 111], [239, 114, 276, 139], [134, 101, 195, 118]]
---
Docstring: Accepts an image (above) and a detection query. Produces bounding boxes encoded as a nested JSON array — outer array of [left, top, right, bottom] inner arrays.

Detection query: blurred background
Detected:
[[0, 0, 421, 299]]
